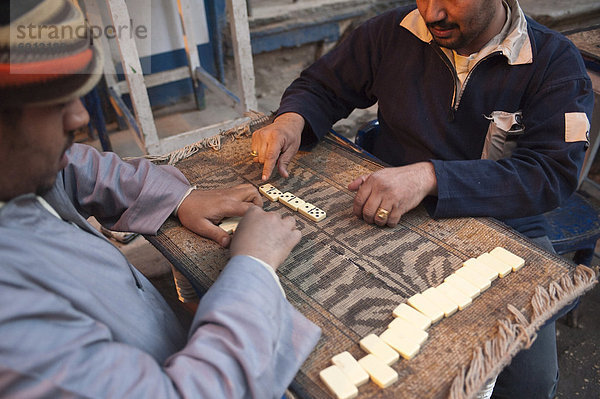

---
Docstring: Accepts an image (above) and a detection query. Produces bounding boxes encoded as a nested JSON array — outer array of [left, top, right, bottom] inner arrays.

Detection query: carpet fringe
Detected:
[[449, 265, 597, 399]]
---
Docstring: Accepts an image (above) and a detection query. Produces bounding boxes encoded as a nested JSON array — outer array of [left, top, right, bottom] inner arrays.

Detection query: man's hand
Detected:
[[348, 162, 438, 227], [251, 112, 304, 180], [177, 184, 263, 248], [230, 206, 301, 271]]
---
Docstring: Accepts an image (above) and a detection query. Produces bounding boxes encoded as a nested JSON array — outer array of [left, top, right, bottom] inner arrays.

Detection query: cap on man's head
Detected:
[[0, 0, 103, 105]]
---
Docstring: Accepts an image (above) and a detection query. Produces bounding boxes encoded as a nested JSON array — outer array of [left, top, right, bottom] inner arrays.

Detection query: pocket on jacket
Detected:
[[481, 110, 525, 160]]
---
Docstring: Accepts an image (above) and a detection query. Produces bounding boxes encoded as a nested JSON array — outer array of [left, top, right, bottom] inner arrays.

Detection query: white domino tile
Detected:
[[306, 206, 326, 222], [437, 282, 472, 310], [379, 329, 422, 360], [320, 365, 358, 399], [258, 183, 275, 194], [298, 202, 316, 217], [357, 354, 398, 388], [331, 351, 369, 387], [359, 334, 399, 365], [218, 217, 242, 234], [407, 293, 444, 323], [264, 187, 283, 201], [422, 287, 458, 317], [387, 317, 428, 345], [455, 266, 491, 291], [288, 196, 306, 210], [444, 274, 480, 299], [463, 258, 498, 281], [392, 303, 432, 330], [477, 252, 512, 278], [258, 183, 282, 201], [490, 247, 525, 271], [279, 192, 299, 211]]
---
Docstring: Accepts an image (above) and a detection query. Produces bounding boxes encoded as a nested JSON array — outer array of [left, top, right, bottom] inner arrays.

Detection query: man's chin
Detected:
[[35, 185, 53, 197], [432, 37, 460, 50], [35, 177, 57, 197]]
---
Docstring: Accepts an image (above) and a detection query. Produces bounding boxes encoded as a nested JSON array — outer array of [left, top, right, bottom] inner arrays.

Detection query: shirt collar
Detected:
[[400, 0, 532, 65], [36, 196, 62, 219], [0, 196, 61, 219]]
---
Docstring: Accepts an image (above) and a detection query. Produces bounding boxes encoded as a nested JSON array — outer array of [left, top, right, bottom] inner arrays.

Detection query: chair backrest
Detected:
[[544, 192, 600, 265], [354, 119, 380, 154]]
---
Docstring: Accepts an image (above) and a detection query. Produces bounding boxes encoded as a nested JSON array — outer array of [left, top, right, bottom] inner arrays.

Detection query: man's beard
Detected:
[[427, 20, 468, 50], [35, 179, 56, 197], [35, 130, 73, 198]]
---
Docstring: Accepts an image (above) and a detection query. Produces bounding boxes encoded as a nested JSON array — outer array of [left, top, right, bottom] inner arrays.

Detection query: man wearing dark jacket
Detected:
[[251, 0, 594, 397], [0, 1, 320, 397]]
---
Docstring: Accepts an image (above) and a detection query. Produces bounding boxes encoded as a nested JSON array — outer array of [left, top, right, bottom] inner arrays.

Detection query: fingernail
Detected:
[[221, 237, 229, 247]]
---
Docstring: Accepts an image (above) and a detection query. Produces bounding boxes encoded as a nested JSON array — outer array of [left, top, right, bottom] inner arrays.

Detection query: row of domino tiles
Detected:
[[258, 183, 327, 222], [216, 182, 328, 234], [319, 247, 526, 399]]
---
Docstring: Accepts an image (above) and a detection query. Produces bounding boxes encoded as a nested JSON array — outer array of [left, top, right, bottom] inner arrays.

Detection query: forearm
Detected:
[[179, 255, 321, 398], [0, 256, 319, 399], [429, 154, 583, 219], [277, 18, 379, 142], [62, 144, 190, 233]]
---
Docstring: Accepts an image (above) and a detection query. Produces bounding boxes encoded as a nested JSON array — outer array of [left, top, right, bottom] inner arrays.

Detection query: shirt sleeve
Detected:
[[246, 255, 286, 298], [276, 11, 386, 142], [61, 144, 191, 234], [0, 255, 320, 399]]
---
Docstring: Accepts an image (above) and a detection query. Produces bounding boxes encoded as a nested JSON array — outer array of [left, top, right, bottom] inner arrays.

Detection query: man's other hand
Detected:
[[347, 162, 438, 227], [230, 206, 301, 271], [177, 184, 263, 248], [251, 112, 304, 181]]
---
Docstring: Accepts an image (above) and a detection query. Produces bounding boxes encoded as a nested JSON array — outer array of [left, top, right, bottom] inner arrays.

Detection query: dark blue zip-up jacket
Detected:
[[277, 5, 594, 238]]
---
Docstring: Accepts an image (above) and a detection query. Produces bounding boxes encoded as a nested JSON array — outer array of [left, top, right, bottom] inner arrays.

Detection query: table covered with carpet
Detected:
[[145, 126, 596, 399]]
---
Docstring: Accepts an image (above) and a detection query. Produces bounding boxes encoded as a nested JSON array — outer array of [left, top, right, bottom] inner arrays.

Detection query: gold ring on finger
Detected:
[[376, 207, 390, 220], [250, 150, 258, 157]]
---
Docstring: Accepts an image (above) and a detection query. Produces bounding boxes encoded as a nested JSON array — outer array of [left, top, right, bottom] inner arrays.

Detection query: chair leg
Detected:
[[572, 247, 595, 266], [566, 304, 581, 328], [564, 247, 597, 328]]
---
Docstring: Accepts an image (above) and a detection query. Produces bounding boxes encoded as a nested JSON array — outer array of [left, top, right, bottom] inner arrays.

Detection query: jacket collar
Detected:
[[400, 0, 532, 65]]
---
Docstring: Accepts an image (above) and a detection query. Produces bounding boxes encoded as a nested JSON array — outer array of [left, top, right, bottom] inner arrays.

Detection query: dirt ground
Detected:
[[239, 42, 378, 140]]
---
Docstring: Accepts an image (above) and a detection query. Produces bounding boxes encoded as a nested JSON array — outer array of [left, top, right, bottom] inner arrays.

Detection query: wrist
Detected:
[[423, 162, 438, 196], [275, 112, 305, 131], [174, 185, 197, 216]]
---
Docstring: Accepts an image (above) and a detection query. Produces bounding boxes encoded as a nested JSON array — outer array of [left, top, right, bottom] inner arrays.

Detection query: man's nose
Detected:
[[419, 0, 448, 24], [64, 99, 90, 132]]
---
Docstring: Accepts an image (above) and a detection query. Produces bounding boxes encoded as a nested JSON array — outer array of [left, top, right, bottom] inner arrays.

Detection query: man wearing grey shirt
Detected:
[[0, 1, 320, 397]]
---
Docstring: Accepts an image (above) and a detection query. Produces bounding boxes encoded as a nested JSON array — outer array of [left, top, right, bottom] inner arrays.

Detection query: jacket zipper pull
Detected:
[[447, 108, 455, 122]]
